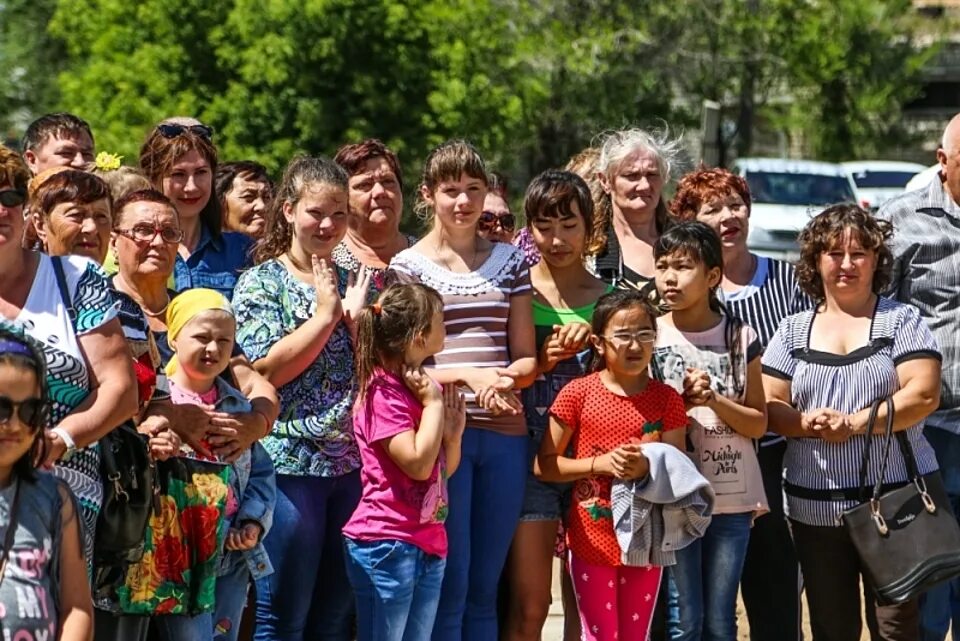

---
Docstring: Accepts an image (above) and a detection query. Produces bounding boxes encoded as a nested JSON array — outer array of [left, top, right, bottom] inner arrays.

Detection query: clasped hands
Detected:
[[801, 408, 863, 443]]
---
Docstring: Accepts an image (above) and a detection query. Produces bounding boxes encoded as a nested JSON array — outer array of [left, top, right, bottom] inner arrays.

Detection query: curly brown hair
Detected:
[[0, 145, 30, 193], [670, 166, 751, 221], [796, 204, 893, 301]]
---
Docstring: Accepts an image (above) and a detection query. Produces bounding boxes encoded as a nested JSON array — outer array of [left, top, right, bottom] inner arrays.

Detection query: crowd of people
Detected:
[[1, 108, 960, 641]]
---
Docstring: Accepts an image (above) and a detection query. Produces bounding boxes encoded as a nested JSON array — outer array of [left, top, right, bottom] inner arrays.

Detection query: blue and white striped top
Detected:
[[761, 297, 941, 527]]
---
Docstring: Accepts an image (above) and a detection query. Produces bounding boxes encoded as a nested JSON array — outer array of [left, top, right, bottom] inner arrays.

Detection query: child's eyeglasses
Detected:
[[0, 396, 46, 430], [478, 211, 516, 232], [602, 330, 657, 347], [156, 123, 214, 140], [0, 189, 26, 208]]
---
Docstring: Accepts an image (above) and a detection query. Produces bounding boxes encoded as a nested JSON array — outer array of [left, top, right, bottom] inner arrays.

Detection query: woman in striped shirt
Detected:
[[762, 204, 941, 641], [389, 140, 537, 641], [670, 166, 807, 641]]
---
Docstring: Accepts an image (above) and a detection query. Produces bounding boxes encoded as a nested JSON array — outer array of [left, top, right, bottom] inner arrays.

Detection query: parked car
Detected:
[[732, 158, 858, 259], [842, 160, 926, 210], [904, 164, 940, 193]]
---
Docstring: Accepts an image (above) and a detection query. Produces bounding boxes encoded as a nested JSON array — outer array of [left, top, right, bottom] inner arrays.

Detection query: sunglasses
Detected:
[[478, 211, 515, 232], [115, 224, 184, 245], [157, 123, 214, 140], [0, 189, 26, 208], [0, 396, 46, 430]]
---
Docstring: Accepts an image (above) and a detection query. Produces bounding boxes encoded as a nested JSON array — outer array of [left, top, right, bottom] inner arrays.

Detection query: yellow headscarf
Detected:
[[164, 288, 234, 376]]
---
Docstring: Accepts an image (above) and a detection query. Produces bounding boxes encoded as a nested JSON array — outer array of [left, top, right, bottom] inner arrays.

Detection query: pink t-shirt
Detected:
[[342, 371, 449, 557]]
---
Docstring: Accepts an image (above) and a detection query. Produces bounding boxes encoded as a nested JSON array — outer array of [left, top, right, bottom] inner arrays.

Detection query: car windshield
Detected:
[[850, 170, 918, 189], [745, 172, 857, 206]]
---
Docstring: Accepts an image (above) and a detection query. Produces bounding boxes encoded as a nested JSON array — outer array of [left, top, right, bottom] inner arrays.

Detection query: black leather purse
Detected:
[[840, 397, 960, 604]]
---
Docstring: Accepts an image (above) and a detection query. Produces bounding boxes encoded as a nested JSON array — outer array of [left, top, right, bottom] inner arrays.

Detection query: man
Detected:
[[878, 113, 960, 641], [21, 112, 95, 175]]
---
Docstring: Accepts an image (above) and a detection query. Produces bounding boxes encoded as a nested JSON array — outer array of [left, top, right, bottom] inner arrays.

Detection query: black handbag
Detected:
[[840, 397, 960, 605], [50, 256, 157, 564]]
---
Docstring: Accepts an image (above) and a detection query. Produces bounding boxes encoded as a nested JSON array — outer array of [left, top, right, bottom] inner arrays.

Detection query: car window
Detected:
[[851, 170, 918, 189], [745, 172, 857, 206]]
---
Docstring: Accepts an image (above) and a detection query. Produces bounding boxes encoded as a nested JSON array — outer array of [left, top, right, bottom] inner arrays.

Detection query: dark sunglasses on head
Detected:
[[0, 396, 46, 430], [157, 123, 214, 140], [478, 211, 516, 232], [0, 189, 26, 208]]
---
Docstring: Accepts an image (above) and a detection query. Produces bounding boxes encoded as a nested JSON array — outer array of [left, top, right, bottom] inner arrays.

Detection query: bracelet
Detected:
[[50, 427, 78, 461], [590, 456, 596, 475]]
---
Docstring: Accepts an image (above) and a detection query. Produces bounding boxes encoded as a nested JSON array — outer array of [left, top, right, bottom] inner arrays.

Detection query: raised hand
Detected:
[[442, 383, 466, 443], [313, 256, 343, 321], [342, 267, 373, 326], [403, 365, 443, 407]]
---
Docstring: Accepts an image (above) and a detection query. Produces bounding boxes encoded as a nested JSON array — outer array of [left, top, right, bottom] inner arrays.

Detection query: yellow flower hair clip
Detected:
[[94, 151, 123, 171]]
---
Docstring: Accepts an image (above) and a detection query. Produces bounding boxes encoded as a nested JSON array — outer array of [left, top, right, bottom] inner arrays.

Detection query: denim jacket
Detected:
[[213, 378, 277, 580]]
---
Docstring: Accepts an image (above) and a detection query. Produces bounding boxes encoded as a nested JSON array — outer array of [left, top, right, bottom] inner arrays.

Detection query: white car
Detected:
[[904, 164, 940, 193], [842, 161, 927, 210], [732, 158, 858, 259]]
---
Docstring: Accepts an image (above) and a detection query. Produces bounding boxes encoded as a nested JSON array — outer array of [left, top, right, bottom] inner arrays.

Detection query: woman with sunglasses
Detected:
[[0, 145, 139, 564], [139, 117, 252, 299], [478, 190, 517, 244], [332, 139, 414, 296]]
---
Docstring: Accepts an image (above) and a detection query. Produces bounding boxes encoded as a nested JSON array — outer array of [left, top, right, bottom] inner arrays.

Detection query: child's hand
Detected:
[[610, 442, 649, 480], [442, 384, 466, 443], [540, 326, 584, 373], [148, 429, 181, 461], [683, 368, 715, 406], [342, 267, 372, 326], [555, 323, 592, 353], [313, 256, 344, 322], [403, 366, 443, 406], [225, 522, 263, 551], [475, 388, 522, 415]]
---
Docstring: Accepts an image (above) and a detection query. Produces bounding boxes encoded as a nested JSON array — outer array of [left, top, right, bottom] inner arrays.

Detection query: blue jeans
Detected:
[[667, 512, 753, 641], [213, 553, 253, 641], [432, 429, 526, 641], [344, 538, 446, 641], [920, 427, 960, 641], [254, 471, 361, 641]]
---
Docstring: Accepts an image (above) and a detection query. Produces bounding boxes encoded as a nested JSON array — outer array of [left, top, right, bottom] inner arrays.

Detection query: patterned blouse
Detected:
[[331, 234, 416, 300], [233, 259, 360, 477]]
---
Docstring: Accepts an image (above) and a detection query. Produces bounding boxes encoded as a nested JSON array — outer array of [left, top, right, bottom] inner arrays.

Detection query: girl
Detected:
[[503, 170, 609, 641], [537, 289, 688, 641], [342, 283, 466, 641], [649, 221, 768, 641], [388, 139, 537, 641], [0, 328, 92, 641], [233, 156, 369, 641]]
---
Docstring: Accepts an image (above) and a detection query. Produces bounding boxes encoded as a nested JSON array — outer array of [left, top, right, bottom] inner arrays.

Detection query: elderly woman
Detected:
[[0, 145, 138, 561], [590, 129, 681, 307], [216, 160, 272, 238], [332, 139, 413, 295], [670, 166, 806, 641], [763, 204, 941, 640], [139, 117, 252, 298], [30, 168, 112, 263]]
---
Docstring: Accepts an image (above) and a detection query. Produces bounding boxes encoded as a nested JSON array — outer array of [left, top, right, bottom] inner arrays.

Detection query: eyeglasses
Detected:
[[0, 189, 25, 208], [156, 123, 214, 140], [115, 224, 184, 244], [0, 396, 46, 430], [602, 330, 657, 347], [478, 211, 515, 232]]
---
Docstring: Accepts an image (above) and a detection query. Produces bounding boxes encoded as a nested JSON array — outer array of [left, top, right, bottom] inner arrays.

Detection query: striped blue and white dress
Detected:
[[761, 296, 941, 527]]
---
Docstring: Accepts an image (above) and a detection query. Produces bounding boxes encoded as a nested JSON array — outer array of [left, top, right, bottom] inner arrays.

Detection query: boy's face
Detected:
[[171, 311, 236, 382], [24, 131, 95, 175]]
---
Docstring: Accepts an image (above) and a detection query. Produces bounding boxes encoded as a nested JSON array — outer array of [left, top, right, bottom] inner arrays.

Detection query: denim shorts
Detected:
[[520, 425, 572, 522]]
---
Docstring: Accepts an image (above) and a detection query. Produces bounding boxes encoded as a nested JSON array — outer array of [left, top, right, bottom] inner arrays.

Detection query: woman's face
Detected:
[[284, 183, 349, 259], [112, 201, 181, 281], [478, 193, 515, 244], [603, 148, 664, 219], [161, 149, 212, 223], [424, 173, 487, 233], [36, 197, 111, 264], [530, 203, 587, 269], [347, 156, 403, 231], [224, 173, 270, 238], [817, 229, 877, 299], [695, 191, 750, 252], [0, 181, 25, 251]]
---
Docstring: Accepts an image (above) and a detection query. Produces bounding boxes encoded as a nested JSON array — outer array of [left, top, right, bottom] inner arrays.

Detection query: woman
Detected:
[[478, 190, 516, 244], [0, 144, 138, 561], [232, 156, 369, 641], [332, 139, 413, 295], [216, 160, 272, 239], [389, 139, 537, 640], [30, 168, 113, 264], [763, 204, 941, 641], [590, 129, 682, 307], [139, 116, 252, 299], [670, 166, 806, 641]]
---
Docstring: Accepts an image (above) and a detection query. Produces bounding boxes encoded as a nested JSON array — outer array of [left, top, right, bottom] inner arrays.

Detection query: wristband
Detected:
[[51, 427, 78, 461], [253, 410, 272, 436]]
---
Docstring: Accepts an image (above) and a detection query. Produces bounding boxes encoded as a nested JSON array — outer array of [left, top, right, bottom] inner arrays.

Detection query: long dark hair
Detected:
[[354, 284, 445, 400], [0, 328, 50, 482], [653, 221, 747, 397], [588, 289, 657, 372]]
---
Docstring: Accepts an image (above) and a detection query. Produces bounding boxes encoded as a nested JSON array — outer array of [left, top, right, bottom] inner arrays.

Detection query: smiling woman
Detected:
[[29, 169, 112, 264]]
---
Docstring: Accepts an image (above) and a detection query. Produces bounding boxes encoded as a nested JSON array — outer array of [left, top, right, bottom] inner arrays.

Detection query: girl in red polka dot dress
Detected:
[[537, 289, 687, 641]]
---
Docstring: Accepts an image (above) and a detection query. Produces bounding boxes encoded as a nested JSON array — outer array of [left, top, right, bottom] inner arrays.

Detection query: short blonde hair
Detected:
[[93, 166, 152, 202]]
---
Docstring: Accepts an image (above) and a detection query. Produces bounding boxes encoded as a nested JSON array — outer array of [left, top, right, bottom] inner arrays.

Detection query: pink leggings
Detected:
[[569, 552, 663, 641]]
